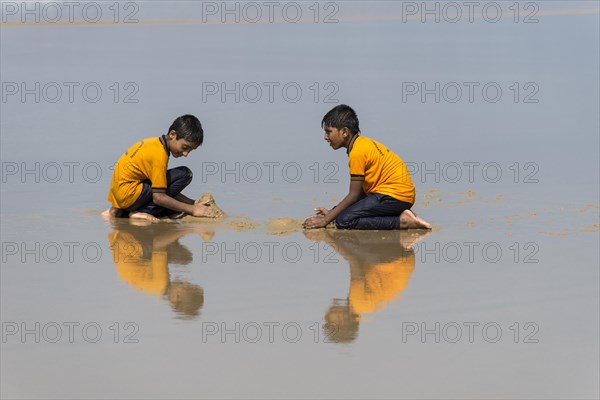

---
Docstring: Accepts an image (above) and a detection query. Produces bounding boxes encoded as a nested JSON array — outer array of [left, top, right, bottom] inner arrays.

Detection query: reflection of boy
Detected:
[[103, 114, 216, 222], [306, 230, 428, 343], [303, 105, 431, 230], [347, 254, 414, 315], [326, 230, 416, 313], [107, 221, 206, 319]]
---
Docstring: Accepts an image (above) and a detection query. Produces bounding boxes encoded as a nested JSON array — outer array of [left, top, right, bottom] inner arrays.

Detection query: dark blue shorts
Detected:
[[124, 166, 193, 217], [335, 193, 412, 230]]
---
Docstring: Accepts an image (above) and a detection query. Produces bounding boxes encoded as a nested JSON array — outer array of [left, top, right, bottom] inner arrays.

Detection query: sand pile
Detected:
[[181, 192, 224, 222], [194, 192, 224, 217], [226, 219, 258, 231]]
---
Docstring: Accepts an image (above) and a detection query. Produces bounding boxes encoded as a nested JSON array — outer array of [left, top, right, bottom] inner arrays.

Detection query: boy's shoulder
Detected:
[[126, 136, 160, 150], [351, 135, 386, 154], [125, 136, 168, 159], [139, 136, 162, 145]]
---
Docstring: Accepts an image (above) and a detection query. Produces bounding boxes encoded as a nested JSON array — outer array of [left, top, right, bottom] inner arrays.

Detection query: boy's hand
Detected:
[[303, 215, 328, 229], [192, 201, 217, 217], [314, 207, 330, 216]]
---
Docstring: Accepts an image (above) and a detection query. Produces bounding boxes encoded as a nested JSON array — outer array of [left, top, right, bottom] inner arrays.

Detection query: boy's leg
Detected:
[[164, 166, 193, 198], [134, 167, 193, 217], [125, 182, 156, 220], [101, 207, 127, 219], [335, 194, 412, 230]]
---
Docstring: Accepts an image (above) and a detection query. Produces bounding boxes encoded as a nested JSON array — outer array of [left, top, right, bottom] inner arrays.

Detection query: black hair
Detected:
[[167, 280, 205, 320], [321, 104, 360, 136], [324, 299, 359, 343], [168, 114, 204, 145]]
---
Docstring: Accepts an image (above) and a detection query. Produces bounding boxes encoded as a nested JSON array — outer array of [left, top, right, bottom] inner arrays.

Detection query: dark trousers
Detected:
[[125, 166, 193, 217], [335, 193, 412, 230]]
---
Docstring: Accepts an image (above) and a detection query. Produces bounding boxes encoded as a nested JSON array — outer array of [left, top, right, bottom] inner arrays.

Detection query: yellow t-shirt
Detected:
[[347, 135, 415, 203], [107, 137, 169, 209], [348, 256, 415, 315], [108, 230, 169, 295]]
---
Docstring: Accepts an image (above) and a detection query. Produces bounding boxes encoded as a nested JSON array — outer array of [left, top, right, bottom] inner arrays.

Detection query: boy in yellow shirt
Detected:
[[102, 114, 216, 221], [303, 105, 431, 230]]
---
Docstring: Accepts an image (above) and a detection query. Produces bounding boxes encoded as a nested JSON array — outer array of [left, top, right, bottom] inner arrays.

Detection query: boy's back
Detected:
[[347, 135, 415, 204], [108, 137, 170, 209]]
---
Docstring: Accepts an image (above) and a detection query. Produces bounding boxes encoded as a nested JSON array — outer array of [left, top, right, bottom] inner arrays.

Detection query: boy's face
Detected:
[[167, 131, 199, 158], [323, 126, 350, 150]]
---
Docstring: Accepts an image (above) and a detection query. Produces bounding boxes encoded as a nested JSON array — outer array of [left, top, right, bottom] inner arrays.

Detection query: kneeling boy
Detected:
[[303, 105, 431, 230], [102, 114, 216, 222]]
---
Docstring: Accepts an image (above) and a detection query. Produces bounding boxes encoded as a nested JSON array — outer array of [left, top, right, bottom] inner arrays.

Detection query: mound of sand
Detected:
[[225, 220, 258, 231], [181, 192, 224, 222], [194, 192, 224, 217]]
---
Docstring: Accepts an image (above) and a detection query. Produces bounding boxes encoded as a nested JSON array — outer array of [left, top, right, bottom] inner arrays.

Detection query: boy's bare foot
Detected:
[[129, 212, 160, 222], [400, 210, 432, 230], [101, 207, 123, 219]]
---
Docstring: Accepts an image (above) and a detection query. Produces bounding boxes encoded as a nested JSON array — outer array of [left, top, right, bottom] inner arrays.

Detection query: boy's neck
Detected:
[[346, 133, 360, 153], [160, 135, 171, 155]]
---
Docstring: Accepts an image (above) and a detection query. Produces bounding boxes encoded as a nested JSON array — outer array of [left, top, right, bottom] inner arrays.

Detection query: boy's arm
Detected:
[[303, 181, 363, 229], [175, 193, 194, 205]]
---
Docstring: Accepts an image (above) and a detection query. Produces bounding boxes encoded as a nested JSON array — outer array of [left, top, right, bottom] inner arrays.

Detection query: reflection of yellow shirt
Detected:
[[108, 231, 169, 295], [107, 137, 170, 209], [347, 135, 415, 203], [348, 256, 414, 314]]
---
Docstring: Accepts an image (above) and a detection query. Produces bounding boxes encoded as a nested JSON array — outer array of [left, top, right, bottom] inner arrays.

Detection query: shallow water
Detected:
[[1, 1, 599, 398]]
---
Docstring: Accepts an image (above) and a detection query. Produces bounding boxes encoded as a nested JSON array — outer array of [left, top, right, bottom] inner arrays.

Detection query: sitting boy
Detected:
[[303, 105, 431, 230], [102, 114, 216, 222]]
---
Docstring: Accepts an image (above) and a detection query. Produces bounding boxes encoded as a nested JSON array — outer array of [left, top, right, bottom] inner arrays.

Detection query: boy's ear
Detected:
[[168, 130, 177, 139], [341, 127, 350, 137]]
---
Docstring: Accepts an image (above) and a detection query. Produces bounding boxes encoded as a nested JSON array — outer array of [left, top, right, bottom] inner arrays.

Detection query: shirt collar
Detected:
[[346, 133, 360, 155], [160, 135, 171, 157]]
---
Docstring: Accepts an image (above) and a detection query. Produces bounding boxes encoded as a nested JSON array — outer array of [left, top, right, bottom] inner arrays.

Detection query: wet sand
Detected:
[[3, 199, 599, 398]]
